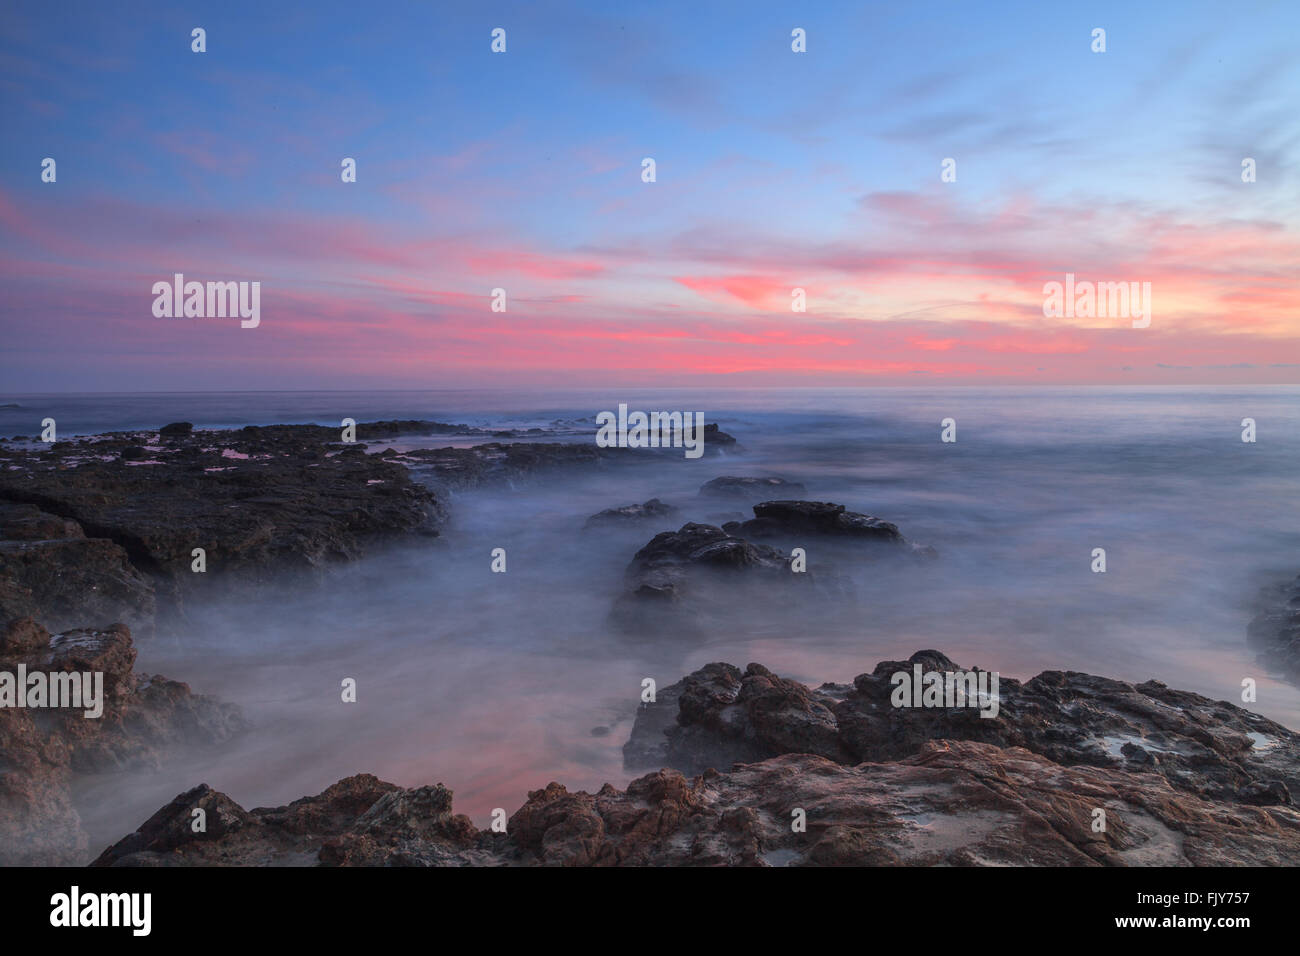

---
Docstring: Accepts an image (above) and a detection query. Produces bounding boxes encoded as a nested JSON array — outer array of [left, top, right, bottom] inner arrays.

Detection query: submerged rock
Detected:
[[609, 522, 801, 637], [584, 498, 678, 529], [724, 500, 903, 543], [699, 476, 806, 500]]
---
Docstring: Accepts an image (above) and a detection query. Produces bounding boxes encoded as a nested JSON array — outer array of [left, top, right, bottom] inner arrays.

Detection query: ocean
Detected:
[[5, 386, 1298, 855]]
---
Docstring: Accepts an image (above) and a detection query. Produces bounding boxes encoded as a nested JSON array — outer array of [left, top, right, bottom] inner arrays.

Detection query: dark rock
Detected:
[[584, 498, 677, 529], [0, 619, 244, 865], [703, 423, 737, 447], [610, 523, 799, 636], [159, 422, 193, 437], [627, 650, 1300, 807], [699, 476, 806, 500], [0, 503, 156, 638], [731, 500, 903, 542], [94, 775, 485, 867], [0, 429, 447, 617]]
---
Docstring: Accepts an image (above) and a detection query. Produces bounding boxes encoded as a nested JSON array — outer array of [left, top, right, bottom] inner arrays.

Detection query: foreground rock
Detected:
[[625, 651, 1300, 806], [1249, 571, 1300, 683], [92, 776, 496, 867], [95, 652, 1300, 866], [0, 618, 244, 865]]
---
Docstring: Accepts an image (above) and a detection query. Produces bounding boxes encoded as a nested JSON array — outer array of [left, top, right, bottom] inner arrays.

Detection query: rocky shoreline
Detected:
[[2, 419, 1297, 866], [0, 419, 738, 632], [0, 617, 243, 866], [90, 651, 1300, 867]]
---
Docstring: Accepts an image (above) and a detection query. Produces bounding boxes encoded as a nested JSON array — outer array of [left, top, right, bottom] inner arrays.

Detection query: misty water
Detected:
[[7, 387, 1298, 859]]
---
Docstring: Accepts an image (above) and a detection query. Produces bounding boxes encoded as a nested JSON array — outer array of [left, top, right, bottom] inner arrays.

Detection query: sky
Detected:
[[1, 0, 1297, 390]]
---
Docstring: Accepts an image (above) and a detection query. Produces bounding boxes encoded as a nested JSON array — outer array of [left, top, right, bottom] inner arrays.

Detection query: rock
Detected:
[[626, 651, 1300, 807], [1248, 572, 1300, 683], [400, 441, 626, 490], [699, 476, 806, 500], [584, 498, 677, 529], [0, 427, 447, 617], [0, 502, 156, 638], [158, 422, 193, 437], [92, 649, 1300, 868], [609, 523, 799, 636], [0, 619, 244, 865], [514, 742, 1300, 866], [93, 776, 486, 867], [608, 505, 921, 636], [97, 737, 1300, 866], [702, 424, 737, 447], [727, 500, 904, 543]]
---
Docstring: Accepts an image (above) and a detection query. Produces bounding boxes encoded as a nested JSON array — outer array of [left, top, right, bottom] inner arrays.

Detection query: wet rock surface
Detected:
[[609, 522, 804, 637], [609, 500, 931, 635], [1, 418, 727, 630], [0, 502, 156, 638], [0, 424, 450, 626], [95, 651, 1300, 866], [625, 651, 1300, 806], [699, 476, 806, 500], [0, 618, 244, 865], [723, 500, 903, 543], [584, 498, 678, 529]]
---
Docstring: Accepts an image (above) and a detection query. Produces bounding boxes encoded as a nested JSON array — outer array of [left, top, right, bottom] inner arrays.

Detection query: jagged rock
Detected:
[[158, 422, 193, 437], [0, 502, 156, 637], [93, 775, 486, 867], [699, 476, 806, 500], [0, 430, 447, 615], [626, 651, 1299, 808], [610, 523, 800, 636], [0, 619, 244, 865], [97, 736, 1300, 867], [518, 742, 1300, 866], [724, 500, 903, 543]]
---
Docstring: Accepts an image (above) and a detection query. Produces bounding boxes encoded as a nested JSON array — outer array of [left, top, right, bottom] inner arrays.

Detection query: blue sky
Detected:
[[2, 0, 1297, 388]]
